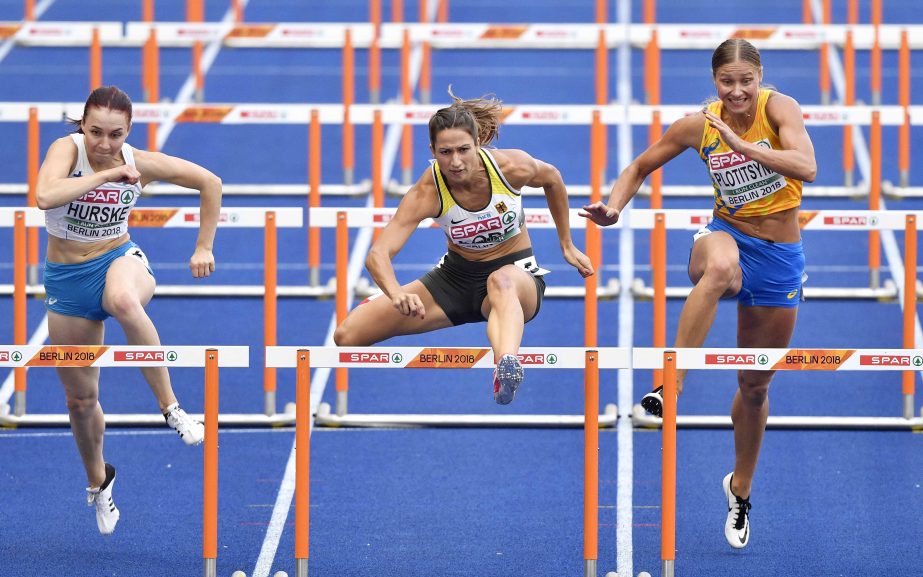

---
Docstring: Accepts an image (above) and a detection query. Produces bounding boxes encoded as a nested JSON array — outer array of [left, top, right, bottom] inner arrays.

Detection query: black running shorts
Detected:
[[420, 248, 547, 326]]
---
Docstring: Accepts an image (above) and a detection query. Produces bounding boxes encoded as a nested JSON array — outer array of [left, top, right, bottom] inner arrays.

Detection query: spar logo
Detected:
[[525, 213, 551, 225], [0, 351, 21, 362], [823, 215, 878, 227], [450, 216, 501, 239], [690, 215, 712, 225], [114, 350, 178, 362], [859, 355, 923, 367], [517, 353, 557, 365], [77, 189, 124, 205], [705, 353, 766, 365], [338, 352, 391, 363]]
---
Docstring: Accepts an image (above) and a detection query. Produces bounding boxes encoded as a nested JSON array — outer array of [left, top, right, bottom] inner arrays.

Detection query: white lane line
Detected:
[[615, 1, 635, 576], [250, 4, 435, 575]]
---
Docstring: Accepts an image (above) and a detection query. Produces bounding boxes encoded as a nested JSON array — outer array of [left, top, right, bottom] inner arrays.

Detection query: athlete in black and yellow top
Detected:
[[335, 89, 593, 404], [580, 39, 816, 549]]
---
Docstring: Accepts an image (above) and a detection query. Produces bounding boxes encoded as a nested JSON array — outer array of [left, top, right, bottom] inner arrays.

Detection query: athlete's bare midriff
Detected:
[[715, 205, 801, 243], [446, 226, 533, 262], [46, 233, 132, 264]]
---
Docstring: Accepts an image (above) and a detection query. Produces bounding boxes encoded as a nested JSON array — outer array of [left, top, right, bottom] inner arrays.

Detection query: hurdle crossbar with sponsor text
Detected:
[[266, 346, 629, 577], [642, 348, 923, 577], [0, 345, 248, 577]]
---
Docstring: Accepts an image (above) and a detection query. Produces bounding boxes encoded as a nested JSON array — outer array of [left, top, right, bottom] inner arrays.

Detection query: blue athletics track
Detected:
[[0, 1, 921, 577]]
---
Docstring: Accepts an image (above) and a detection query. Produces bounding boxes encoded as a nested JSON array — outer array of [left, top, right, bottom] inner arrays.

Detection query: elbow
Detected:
[[802, 162, 817, 184], [35, 190, 54, 210]]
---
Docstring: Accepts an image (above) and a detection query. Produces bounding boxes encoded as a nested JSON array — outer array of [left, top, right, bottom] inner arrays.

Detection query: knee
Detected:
[[738, 374, 770, 405], [66, 388, 99, 415], [333, 321, 364, 347], [699, 259, 739, 292], [486, 269, 517, 296], [105, 290, 145, 322]]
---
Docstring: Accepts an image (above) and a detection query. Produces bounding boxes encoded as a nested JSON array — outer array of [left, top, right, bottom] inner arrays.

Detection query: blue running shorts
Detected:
[[44, 241, 153, 321], [692, 217, 805, 308]]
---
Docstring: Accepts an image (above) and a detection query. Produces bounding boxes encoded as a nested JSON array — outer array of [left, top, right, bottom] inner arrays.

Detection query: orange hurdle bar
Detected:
[[231, 0, 243, 22], [869, 111, 881, 287], [335, 212, 349, 415], [802, 0, 811, 24], [308, 109, 322, 286], [391, 0, 403, 22], [871, 8, 882, 106], [437, 0, 448, 23], [264, 212, 278, 415], [583, 349, 600, 576], [342, 29, 355, 185], [27, 108, 39, 285], [643, 0, 655, 24], [203, 349, 219, 577], [142, 0, 153, 21], [24, 0, 33, 21], [294, 350, 311, 577], [661, 350, 677, 577], [188, 0, 204, 102], [596, 0, 606, 23], [13, 212, 27, 416], [369, 0, 381, 104], [843, 30, 854, 186], [401, 29, 413, 185], [903, 215, 917, 418], [90, 28, 102, 91], [899, 30, 910, 187]]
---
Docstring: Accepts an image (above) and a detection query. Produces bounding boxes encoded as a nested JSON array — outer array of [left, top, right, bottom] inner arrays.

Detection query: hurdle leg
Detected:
[[584, 350, 599, 577], [203, 349, 219, 577], [661, 351, 677, 577], [295, 351, 311, 577], [13, 211, 27, 416]]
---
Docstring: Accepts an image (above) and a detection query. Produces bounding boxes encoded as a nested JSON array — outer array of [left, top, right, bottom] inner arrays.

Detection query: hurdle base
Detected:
[[630, 404, 923, 430], [630, 278, 901, 301], [0, 411, 297, 428], [314, 402, 618, 428]]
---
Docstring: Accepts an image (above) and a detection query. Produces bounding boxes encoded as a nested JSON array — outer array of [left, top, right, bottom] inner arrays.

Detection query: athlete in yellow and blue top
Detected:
[[335, 89, 593, 405], [580, 39, 816, 550]]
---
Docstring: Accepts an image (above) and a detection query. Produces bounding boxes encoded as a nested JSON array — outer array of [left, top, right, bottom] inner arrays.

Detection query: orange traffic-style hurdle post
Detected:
[[335, 212, 349, 416], [585, 110, 603, 347], [869, 111, 882, 288], [308, 109, 322, 286], [27, 107, 39, 285], [231, 0, 243, 22], [13, 211, 27, 416], [437, 0, 449, 22], [294, 350, 311, 577], [801, 0, 811, 23], [188, 0, 204, 102], [819, 0, 831, 105], [652, 213, 667, 392], [144, 28, 161, 153], [401, 28, 413, 185], [899, 30, 911, 188], [90, 27, 102, 90], [203, 349, 219, 577], [871, 1, 882, 107], [661, 350, 677, 577], [843, 30, 855, 187], [583, 350, 599, 577], [903, 215, 917, 419], [369, 0, 382, 104], [264, 212, 278, 415], [372, 110, 384, 242], [419, 0, 432, 104], [24, 0, 34, 20], [342, 29, 356, 185]]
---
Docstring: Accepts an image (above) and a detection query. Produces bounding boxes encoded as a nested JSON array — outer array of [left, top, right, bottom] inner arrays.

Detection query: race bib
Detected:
[[708, 139, 788, 208]]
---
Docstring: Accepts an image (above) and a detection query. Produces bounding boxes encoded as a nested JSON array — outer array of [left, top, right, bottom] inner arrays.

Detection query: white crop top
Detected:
[[430, 148, 524, 251], [44, 133, 142, 242]]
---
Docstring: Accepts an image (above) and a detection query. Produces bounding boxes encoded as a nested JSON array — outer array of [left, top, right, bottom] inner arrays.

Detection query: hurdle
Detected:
[[0, 206, 298, 422], [0, 344, 249, 577], [266, 345, 629, 577], [633, 347, 923, 577]]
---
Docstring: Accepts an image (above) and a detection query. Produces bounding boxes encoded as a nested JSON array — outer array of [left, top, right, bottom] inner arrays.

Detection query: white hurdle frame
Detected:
[[634, 348, 923, 577], [0, 345, 249, 577], [266, 345, 630, 577]]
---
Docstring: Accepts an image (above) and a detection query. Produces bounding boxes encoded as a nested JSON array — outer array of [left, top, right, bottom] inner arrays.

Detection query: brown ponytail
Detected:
[[428, 86, 503, 147]]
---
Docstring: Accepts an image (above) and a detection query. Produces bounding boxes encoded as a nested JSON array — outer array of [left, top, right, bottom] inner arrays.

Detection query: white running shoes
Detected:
[[86, 463, 120, 535], [722, 472, 752, 549], [164, 403, 205, 445]]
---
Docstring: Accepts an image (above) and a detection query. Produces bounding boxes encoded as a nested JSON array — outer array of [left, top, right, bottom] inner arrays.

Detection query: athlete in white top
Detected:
[[35, 86, 222, 535], [334, 89, 593, 404]]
